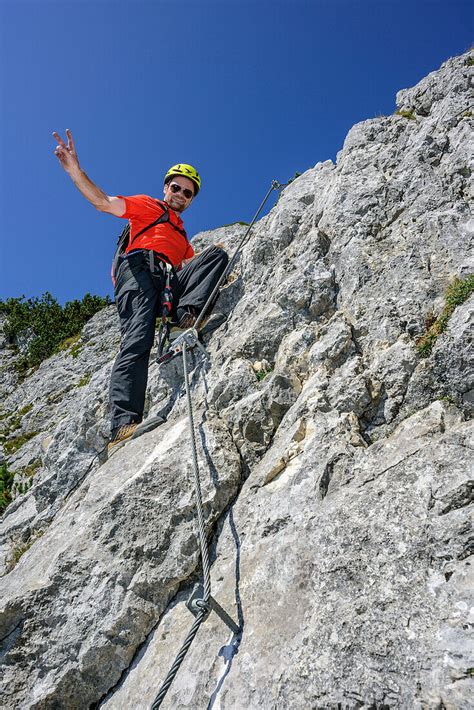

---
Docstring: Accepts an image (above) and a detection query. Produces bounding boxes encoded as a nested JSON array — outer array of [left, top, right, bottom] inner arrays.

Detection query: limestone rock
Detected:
[[0, 50, 473, 709]]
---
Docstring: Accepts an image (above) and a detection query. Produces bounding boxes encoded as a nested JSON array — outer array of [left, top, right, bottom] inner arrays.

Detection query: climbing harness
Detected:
[[156, 262, 175, 360], [151, 179, 287, 708], [156, 179, 288, 366], [111, 199, 188, 286]]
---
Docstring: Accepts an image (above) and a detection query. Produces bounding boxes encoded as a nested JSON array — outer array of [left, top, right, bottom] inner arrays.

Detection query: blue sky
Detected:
[[0, 0, 471, 304]]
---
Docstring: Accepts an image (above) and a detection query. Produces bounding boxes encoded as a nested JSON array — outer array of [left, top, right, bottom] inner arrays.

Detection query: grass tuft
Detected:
[[0, 462, 14, 514], [70, 343, 83, 359], [76, 373, 91, 387], [0, 406, 32, 441], [3, 431, 39, 455], [395, 108, 416, 120], [59, 333, 81, 351], [21, 459, 42, 478], [256, 367, 273, 382], [416, 275, 474, 357], [6, 530, 45, 572]]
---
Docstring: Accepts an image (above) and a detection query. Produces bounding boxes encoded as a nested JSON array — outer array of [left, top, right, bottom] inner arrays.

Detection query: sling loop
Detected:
[[151, 180, 287, 707]]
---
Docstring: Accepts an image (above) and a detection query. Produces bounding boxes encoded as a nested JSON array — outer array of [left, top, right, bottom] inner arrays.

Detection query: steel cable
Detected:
[[151, 180, 286, 706], [194, 180, 285, 331], [151, 612, 207, 709], [182, 342, 211, 601], [151, 342, 211, 707]]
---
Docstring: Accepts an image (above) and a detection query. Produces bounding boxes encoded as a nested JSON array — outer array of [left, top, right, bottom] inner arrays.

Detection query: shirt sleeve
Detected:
[[184, 242, 195, 260], [116, 194, 159, 220]]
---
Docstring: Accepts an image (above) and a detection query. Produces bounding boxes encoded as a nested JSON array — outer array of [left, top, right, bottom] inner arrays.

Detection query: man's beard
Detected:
[[167, 197, 185, 213]]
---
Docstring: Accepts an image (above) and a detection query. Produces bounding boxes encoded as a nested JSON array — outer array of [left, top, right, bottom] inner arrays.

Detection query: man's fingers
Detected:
[[52, 131, 67, 148], [54, 148, 67, 162], [66, 128, 76, 153]]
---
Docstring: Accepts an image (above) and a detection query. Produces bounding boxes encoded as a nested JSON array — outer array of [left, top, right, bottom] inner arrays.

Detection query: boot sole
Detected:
[[107, 415, 167, 459]]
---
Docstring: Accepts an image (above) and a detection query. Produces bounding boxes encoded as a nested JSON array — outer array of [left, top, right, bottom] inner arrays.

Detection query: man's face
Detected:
[[163, 175, 195, 213]]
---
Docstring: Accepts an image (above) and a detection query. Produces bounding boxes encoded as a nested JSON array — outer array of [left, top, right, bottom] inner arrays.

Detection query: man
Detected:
[[53, 129, 228, 453]]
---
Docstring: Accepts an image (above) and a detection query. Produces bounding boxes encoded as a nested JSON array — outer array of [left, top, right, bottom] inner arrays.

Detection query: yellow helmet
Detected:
[[164, 163, 201, 195]]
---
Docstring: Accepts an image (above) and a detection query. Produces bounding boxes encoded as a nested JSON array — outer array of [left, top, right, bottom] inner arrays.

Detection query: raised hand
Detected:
[[52, 129, 80, 174]]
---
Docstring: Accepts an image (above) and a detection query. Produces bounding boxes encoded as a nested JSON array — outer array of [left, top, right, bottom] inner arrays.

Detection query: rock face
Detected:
[[0, 52, 473, 709]]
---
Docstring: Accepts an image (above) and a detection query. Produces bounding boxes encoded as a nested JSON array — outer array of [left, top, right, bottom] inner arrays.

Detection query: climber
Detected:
[[52, 129, 228, 453]]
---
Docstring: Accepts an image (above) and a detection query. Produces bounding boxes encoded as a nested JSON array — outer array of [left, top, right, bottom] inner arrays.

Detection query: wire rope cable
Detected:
[[194, 180, 285, 331], [151, 180, 288, 707], [151, 342, 211, 707], [183, 342, 212, 601], [151, 612, 207, 709]]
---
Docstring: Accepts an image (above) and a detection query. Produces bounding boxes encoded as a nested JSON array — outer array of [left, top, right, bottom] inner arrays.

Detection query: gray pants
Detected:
[[109, 246, 228, 431]]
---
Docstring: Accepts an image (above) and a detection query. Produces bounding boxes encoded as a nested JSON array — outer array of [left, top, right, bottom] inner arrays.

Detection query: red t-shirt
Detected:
[[118, 194, 194, 267]]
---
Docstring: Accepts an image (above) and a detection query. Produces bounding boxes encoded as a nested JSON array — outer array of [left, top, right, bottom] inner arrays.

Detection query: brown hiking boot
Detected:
[[107, 422, 138, 456], [171, 309, 209, 335], [222, 270, 238, 287], [177, 311, 197, 329]]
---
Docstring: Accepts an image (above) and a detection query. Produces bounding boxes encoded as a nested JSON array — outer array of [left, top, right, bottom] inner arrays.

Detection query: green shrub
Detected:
[[0, 403, 33, 435], [77, 374, 91, 387], [18, 403, 33, 418], [255, 366, 273, 382], [3, 431, 38, 455], [439, 395, 455, 405], [0, 462, 14, 514], [417, 275, 474, 357], [220, 221, 250, 228], [287, 171, 302, 184], [10, 542, 31, 566], [13, 358, 30, 379], [7, 529, 45, 571], [59, 333, 81, 351], [0, 292, 111, 370], [70, 343, 83, 359], [0, 458, 41, 517], [395, 109, 416, 120], [21, 459, 42, 478]]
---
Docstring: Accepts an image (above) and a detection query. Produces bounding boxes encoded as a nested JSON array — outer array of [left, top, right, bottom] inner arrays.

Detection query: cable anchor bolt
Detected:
[[159, 327, 210, 364], [186, 583, 241, 634], [180, 328, 210, 358]]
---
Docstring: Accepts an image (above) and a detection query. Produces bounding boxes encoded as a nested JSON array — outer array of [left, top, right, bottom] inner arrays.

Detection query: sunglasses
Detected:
[[168, 182, 194, 199]]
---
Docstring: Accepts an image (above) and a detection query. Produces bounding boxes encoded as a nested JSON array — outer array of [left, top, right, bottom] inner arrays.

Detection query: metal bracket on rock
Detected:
[[186, 583, 241, 635], [158, 327, 210, 364], [174, 327, 209, 356]]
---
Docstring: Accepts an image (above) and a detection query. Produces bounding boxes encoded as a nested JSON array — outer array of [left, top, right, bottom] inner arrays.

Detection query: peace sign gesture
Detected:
[[52, 128, 80, 175]]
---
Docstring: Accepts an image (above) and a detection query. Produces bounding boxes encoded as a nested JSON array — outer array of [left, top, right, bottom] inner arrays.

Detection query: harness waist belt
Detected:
[[126, 248, 173, 266]]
